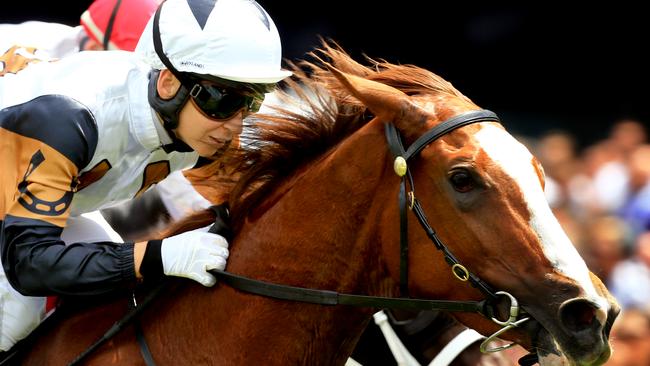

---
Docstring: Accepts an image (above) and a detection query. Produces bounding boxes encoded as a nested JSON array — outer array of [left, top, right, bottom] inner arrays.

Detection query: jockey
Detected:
[[0, 0, 291, 352], [0, 0, 161, 57], [1, 0, 209, 242]]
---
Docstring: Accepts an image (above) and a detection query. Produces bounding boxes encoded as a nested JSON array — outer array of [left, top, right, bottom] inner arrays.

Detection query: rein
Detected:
[[209, 268, 488, 313], [67, 281, 167, 366]]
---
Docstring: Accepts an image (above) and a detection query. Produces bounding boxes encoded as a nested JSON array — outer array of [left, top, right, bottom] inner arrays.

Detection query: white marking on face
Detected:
[[474, 125, 608, 309]]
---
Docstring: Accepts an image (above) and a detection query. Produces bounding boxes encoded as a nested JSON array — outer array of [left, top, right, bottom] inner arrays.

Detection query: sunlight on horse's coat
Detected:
[[475, 124, 610, 311]]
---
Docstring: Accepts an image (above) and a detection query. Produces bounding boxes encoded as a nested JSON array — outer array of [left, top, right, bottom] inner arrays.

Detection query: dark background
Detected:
[[3, 1, 648, 148]]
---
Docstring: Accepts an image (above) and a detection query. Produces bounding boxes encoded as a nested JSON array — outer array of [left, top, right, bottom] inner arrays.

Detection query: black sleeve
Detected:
[[1, 216, 135, 297]]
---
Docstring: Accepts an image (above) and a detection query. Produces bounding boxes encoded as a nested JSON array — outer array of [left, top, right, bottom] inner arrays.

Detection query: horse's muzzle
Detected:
[[552, 297, 620, 365]]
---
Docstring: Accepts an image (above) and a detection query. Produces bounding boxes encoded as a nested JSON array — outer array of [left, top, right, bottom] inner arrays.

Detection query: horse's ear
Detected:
[[328, 65, 406, 118], [328, 65, 432, 139]]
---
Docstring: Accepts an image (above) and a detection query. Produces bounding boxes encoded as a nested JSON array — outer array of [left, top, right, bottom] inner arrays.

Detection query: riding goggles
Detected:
[[189, 82, 264, 120]]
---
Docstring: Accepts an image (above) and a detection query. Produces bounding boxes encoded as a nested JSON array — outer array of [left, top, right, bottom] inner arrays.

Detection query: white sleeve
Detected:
[[155, 170, 212, 221]]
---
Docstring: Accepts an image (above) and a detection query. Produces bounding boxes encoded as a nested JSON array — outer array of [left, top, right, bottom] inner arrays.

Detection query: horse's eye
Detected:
[[450, 171, 475, 193]]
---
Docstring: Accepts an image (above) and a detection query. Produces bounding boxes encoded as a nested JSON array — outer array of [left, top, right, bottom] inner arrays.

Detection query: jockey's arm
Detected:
[[0, 96, 228, 297], [0, 97, 138, 297]]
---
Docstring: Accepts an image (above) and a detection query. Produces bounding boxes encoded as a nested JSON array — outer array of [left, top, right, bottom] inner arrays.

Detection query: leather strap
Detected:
[[211, 269, 489, 314], [404, 110, 499, 160], [67, 281, 167, 366], [129, 295, 157, 366]]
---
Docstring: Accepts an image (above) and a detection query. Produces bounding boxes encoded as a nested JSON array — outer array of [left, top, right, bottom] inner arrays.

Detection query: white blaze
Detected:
[[474, 125, 608, 309]]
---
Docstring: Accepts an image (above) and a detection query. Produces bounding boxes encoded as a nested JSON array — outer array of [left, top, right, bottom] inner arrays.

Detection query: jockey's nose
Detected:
[[224, 112, 244, 135]]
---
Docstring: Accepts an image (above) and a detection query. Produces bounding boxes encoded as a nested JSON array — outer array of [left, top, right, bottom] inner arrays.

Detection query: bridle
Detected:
[[208, 111, 526, 321], [383, 109, 532, 353], [67, 109, 533, 366], [384, 109, 500, 299]]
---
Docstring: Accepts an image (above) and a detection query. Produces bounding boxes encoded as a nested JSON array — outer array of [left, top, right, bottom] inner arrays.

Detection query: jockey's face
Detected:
[[175, 96, 243, 158], [156, 69, 244, 158]]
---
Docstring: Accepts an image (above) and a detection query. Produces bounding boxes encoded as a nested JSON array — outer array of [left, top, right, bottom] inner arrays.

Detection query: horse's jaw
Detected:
[[470, 279, 619, 366]]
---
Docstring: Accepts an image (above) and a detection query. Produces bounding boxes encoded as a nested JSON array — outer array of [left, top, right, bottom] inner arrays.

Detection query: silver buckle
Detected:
[[480, 291, 530, 353], [190, 84, 202, 98]]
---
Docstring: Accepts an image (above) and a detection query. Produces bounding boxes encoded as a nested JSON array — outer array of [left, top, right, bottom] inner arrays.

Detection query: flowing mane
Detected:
[[192, 41, 475, 228]]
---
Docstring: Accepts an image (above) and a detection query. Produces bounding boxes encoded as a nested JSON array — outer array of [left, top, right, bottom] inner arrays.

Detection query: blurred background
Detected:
[[3, 2, 650, 364], [3, 1, 648, 147]]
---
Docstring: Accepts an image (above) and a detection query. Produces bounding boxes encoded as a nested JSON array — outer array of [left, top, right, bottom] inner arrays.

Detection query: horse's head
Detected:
[[326, 59, 620, 365]]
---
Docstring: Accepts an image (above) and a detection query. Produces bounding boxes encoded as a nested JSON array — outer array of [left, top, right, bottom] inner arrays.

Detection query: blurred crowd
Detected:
[[521, 119, 650, 365]]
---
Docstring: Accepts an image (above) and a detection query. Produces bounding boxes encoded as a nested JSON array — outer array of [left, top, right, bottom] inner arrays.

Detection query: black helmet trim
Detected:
[[187, 0, 218, 29], [148, 3, 194, 152], [152, 2, 190, 85]]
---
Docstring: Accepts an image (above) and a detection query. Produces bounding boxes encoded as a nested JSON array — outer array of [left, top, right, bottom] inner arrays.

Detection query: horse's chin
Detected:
[[523, 318, 612, 366], [533, 325, 570, 366]]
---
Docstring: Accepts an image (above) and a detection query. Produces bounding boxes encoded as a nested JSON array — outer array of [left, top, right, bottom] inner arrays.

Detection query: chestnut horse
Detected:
[[16, 42, 618, 365]]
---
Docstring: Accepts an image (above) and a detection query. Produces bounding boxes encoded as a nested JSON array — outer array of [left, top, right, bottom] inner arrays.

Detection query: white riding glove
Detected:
[[160, 225, 229, 287]]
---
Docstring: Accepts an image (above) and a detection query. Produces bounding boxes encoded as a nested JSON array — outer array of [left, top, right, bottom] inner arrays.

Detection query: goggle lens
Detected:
[[189, 83, 264, 120]]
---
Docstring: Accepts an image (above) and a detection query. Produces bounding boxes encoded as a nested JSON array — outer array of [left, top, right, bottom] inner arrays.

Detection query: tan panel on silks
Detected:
[[0, 129, 78, 227], [77, 159, 111, 191], [134, 160, 170, 198]]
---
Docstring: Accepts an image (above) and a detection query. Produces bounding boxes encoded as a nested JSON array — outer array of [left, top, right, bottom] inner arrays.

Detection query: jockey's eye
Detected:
[[449, 170, 475, 193]]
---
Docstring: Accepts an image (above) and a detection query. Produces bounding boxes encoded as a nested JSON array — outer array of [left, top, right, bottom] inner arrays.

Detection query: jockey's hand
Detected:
[[161, 225, 229, 286]]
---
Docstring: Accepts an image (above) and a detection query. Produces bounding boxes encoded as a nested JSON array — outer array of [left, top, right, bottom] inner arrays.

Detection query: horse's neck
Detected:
[[230, 122, 393, 290], [188, 122, 396, 364]]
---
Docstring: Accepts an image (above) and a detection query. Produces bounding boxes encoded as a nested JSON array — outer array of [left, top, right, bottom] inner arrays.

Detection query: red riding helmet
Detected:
[[80, 0, 162, 51]]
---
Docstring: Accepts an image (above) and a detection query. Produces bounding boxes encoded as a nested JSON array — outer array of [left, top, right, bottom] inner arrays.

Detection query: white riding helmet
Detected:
[[136, 0, 292, 83]]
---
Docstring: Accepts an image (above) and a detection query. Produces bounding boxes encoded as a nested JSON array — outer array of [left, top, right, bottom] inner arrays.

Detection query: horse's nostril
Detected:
[[559, 298, 604, 334]]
